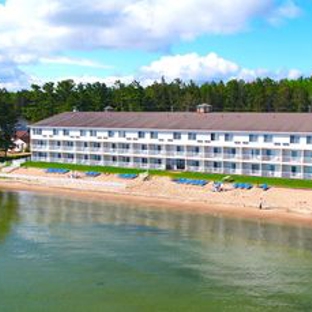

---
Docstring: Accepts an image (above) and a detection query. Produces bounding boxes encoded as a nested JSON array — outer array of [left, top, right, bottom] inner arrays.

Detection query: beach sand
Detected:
[[1, 167, 312, 228]]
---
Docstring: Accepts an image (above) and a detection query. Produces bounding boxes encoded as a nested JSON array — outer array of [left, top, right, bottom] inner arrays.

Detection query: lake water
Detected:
[[1, 190, 312, 312]]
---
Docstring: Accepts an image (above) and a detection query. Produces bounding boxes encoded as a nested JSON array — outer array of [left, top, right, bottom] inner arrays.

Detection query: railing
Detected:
[[262, 155, 281, 161], [282, 157, 302, 163], [205, 167, 223, 174], [223, 168, 238, 174], [282, 172, 303, 179], [32, 145, 48, 150]]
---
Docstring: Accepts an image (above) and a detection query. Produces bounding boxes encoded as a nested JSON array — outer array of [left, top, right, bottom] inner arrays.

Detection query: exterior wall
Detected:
[[30, 127, 312, 180]]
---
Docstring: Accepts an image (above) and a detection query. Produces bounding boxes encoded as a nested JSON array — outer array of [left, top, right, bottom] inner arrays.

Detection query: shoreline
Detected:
[[1, 171, 312, 228]]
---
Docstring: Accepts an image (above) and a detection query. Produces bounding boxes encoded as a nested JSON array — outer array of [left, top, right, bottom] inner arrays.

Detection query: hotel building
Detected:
[[30, 106, 312, 180]]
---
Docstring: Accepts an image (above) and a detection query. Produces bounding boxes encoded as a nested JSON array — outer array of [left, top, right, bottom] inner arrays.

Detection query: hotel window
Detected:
[[53, 129, 59, 135], [176, 146, 184, 152], [307, 136, 312, 144], [211, 133, 217, 141], [188, 133, 196, 140], [290, 135, 299, 144], [33, 129, 42, 135], [57, 141, 61, 147], [142, 158, 148, 164], [173, 132, 181, 140], [63, 129, 70, 136], [141, 144, 148, 150], [224, 133, 232, 142], [119, 131, 126, 138], [92, 142, 100, 148], [84, 142, 88, 148], [249, 134, 258, 142], [80, 130, 87, 136], [189, 160, 199, 167], [108, 131, 115, 138], [84, 155, 89, 160], [151, 131, 158, 139], [91, 155, 101, 161], [138, 131, 145, 139], [90, 130, 97, 137], [291, 150, 299, 158], [264, 134, 273, 143]]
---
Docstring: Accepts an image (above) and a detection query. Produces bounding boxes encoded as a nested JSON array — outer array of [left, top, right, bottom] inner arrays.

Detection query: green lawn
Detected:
[[21, 161, 312, 189]]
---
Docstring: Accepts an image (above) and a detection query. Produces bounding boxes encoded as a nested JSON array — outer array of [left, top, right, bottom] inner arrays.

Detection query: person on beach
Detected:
[[259, 198, 263, 210]]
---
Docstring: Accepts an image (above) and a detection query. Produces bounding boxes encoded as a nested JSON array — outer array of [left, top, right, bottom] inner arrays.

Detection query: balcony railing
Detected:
[[282, 157, 302, 163]]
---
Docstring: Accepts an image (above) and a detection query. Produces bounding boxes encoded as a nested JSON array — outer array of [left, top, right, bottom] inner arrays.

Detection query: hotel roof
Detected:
[[32, 111, 312, 133]]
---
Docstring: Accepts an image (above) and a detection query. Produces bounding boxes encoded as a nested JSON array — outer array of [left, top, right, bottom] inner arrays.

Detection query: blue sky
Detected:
[[0, 0, 311, 90]]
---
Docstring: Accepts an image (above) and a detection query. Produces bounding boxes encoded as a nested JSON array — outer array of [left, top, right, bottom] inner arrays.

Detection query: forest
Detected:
[[1, 76, 312, 123]]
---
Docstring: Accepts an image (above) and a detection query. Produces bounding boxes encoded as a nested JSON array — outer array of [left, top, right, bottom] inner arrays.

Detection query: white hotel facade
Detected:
[[30, 106, 312, 180]]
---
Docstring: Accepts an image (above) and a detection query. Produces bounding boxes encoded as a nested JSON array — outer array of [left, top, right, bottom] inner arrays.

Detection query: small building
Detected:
[[12, 130, 30, 153]]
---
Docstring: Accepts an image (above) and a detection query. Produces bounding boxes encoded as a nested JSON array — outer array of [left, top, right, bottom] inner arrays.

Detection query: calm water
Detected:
[[1, 191, 312, 312]]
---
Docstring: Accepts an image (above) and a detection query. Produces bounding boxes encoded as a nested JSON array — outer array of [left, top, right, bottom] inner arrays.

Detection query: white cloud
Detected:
[[39, 56, 112, 69], [0, 0, 301, 54], [53, 52, 303, 88], [0, 0, 304, 88], [140, 53, 240, 82], [268, 0, 301, 25]]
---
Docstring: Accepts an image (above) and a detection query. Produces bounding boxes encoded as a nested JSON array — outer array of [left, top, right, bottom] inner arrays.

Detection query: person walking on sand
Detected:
[[259, 197, 263, 210]]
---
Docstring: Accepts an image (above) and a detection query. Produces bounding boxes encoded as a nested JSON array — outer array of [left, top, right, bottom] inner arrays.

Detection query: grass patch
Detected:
[[22, 161, 312, 189]]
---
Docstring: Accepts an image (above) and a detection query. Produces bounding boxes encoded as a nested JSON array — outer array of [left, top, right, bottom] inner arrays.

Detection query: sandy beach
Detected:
[[1, 167, 312, 227]]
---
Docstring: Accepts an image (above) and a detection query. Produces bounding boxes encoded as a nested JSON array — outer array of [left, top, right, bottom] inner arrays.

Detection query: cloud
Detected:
[[0, 55, 35, 90], [0, 0, 304, 89], [57, 52, 303, 88], [39, 56, 112, 69], [140, 53, 240, 82], [268, 0, 301, 25], [0, 0, 301, 54]]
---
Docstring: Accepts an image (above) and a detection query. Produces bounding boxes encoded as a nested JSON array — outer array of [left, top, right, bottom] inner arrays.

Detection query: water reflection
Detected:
[[0, 191, 20, 242], [16, 191, 312, 253]]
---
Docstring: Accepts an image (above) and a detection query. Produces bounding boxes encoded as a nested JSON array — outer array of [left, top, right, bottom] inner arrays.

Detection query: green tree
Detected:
[[0, 89, 17, 158]]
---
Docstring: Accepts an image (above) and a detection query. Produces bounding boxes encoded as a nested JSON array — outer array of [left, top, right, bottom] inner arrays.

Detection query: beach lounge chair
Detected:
[[118, 173, 138, 179], [85, 171, 101, 177]]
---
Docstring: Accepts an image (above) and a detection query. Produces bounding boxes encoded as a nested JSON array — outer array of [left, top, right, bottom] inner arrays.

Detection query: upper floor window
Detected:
[[80, 130, 87, 136], [90, 130, 97, 137], [307, 136, 312, 144], [249, 134, 258, 142], [173, 132, 181, 140], [188, 132, 196, 141], [264, 134, 273, 143], [211, 133, 216, 141], [224, 133, 232, 142], [33, 128, 42, 135], [53, 129, 59, 135], [150, 131, 158, 139], [138, 131, 145, 139], [108, 131, 114, 138], [119, 131, 126, 138], [63, 129, 70, 136], [290, 135, 300, 144]]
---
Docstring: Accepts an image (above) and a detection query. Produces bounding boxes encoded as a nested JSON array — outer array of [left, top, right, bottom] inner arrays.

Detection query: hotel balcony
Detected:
[[205, 153, 223, 159], [149, 164, 165, 170], [186, 166, 203, 172], [282, 157, 302, 163], [282, 171, 303, 179], [32, 145, 48, 150], [262, 155, 282, 162], [262, 170, 282, 178], [205, 167, 223, 174]]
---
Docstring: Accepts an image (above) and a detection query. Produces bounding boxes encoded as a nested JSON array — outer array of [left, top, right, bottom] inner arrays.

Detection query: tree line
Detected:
[[1, 76, 311, 123]]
